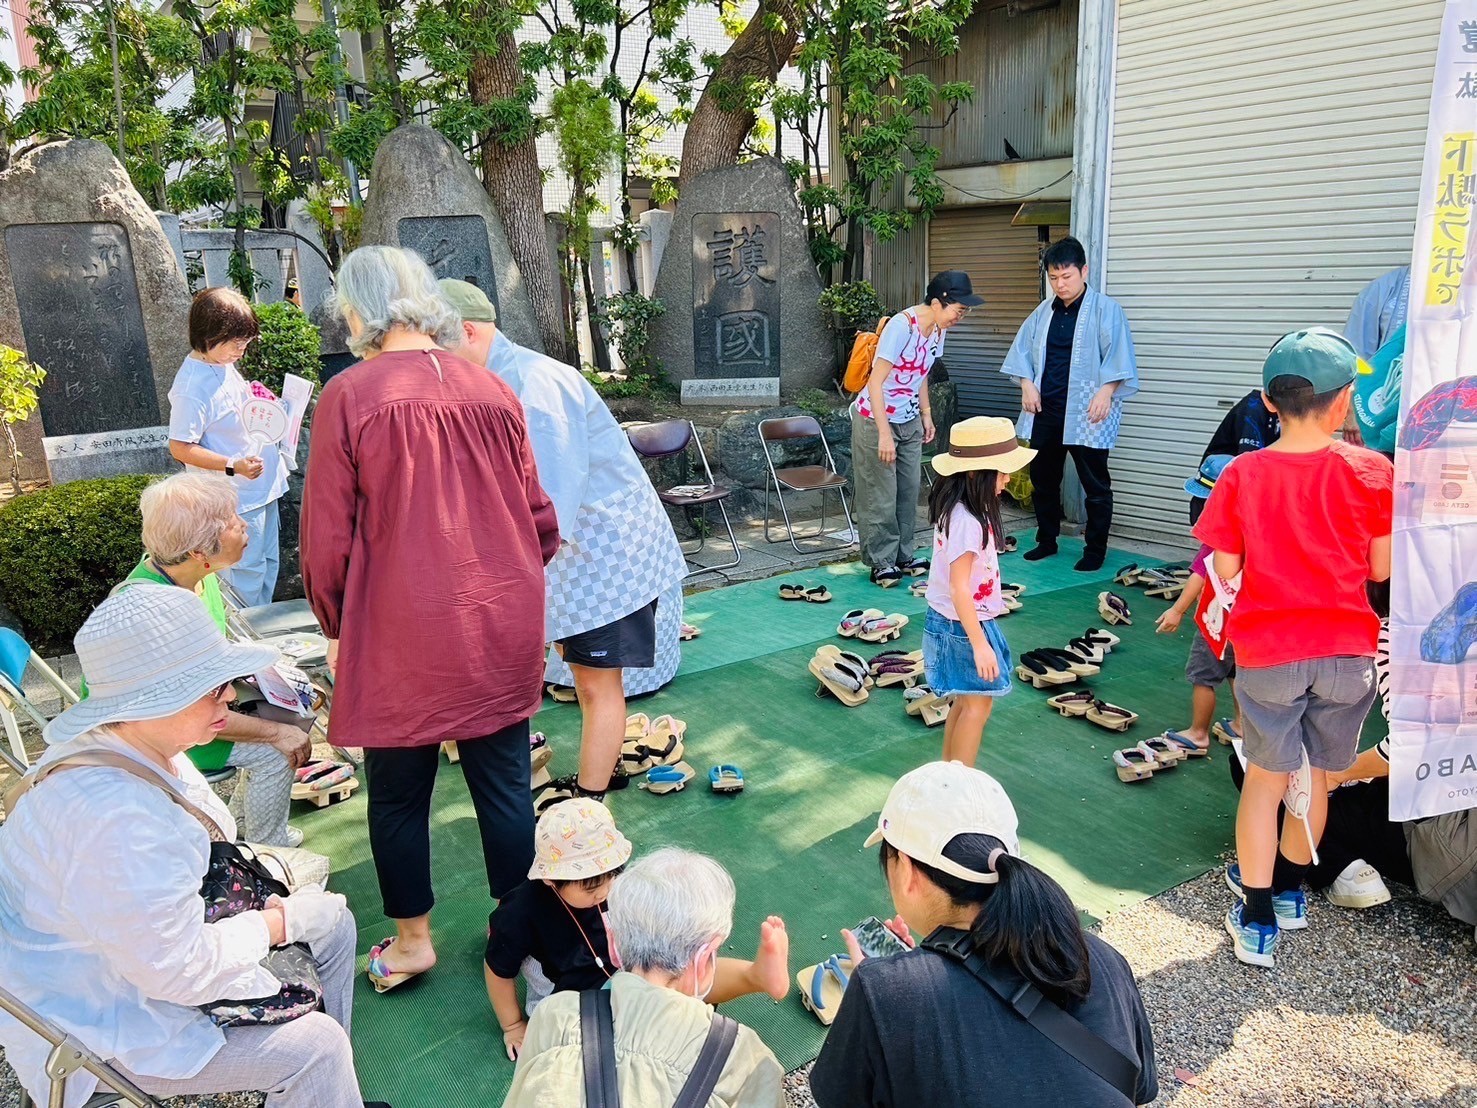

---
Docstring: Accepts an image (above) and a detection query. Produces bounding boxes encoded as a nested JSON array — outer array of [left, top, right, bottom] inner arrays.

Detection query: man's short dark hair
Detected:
[[1042, 237, 1087, 272], [189, 287, 260, 353], [1265, 375, 1346, 420]]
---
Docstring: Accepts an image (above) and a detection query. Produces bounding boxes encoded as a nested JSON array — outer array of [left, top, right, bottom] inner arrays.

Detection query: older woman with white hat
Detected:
[[0, 585, 386, 1108], [809, 761, 1158, 1108]]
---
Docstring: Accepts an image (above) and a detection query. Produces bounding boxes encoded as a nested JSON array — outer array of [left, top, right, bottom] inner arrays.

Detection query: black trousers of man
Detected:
[[1029, 407, 1114, 557]]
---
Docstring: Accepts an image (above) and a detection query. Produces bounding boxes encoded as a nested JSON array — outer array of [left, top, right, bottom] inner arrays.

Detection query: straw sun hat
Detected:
[[931, 416, 1036, 477], [44, 583, 280, 746]]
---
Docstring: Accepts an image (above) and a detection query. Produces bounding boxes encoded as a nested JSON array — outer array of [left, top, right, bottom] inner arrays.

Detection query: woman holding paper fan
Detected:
[[168, 287, 291, 607]]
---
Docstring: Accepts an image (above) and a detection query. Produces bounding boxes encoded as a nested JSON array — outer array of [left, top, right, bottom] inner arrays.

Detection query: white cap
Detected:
[[862, 761, 1020, 884]]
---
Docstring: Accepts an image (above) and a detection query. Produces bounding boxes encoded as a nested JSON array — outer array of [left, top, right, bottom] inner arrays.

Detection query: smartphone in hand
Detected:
[[852, 915, 910, 960]]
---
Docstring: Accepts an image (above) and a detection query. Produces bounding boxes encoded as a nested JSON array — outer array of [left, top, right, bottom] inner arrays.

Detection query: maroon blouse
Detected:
[[301, 348, 559, 747]]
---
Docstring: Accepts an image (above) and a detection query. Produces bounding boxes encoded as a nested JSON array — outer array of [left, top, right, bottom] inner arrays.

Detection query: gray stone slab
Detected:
[[361, 124, 543, 352], [0, 140, 191, 482], [43, 425, 177, 484], [397, 214, 500, 307], [680, 377, 780, 406], [646, 157, 835, 394]]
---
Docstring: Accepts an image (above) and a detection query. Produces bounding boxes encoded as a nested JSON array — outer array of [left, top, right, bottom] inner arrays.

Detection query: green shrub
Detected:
[[582, 371, 674, 401], [239, 301, 322, 399], [818, 280, 887, 336], [0, 475, 153, 654]]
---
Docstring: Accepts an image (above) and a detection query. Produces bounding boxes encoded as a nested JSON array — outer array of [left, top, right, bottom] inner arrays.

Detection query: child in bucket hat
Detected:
[[484, 799, 792, 1061]]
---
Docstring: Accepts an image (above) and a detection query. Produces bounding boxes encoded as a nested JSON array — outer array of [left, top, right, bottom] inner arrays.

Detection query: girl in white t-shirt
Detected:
[[921, 417, 1036, 766]]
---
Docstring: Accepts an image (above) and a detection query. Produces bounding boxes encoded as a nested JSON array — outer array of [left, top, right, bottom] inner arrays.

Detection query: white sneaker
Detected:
[[1325, 858, 1390, 909], [284, 826, 305, 849]]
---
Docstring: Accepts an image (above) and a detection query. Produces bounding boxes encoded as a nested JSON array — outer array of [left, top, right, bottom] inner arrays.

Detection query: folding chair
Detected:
[[0, 628, 80, 770], [756, 416, 856, 553], [1, 982, 163, 1108], [627, 419, 741, 574]]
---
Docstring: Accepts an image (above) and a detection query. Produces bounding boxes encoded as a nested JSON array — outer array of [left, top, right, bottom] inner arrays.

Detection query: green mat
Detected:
[[302, 540, 1248, 1105]]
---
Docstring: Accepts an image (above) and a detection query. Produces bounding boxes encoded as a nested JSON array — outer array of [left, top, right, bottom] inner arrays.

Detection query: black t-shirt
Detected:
[[1039, 295, 1084, 414], [1189, 389, 1282, 523], [484, 879, 613, 993], [809, 933, 1158, 1108]]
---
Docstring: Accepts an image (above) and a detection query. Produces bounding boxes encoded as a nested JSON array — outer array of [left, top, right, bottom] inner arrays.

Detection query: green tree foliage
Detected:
[[238, 301, 323, 397], [0, 346, 46, 496]]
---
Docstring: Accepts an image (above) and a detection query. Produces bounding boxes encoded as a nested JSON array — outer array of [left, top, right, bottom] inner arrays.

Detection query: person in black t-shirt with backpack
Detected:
[[809, 762, 1157, 1108]]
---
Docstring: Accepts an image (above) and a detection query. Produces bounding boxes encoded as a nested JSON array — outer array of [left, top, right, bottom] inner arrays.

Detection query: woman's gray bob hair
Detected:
[[335, 245, 462, 357], [606, 848, 736, 977]]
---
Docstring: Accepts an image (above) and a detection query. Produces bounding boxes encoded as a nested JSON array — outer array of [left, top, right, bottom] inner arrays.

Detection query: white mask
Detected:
[[692, 944, 718, 1003]]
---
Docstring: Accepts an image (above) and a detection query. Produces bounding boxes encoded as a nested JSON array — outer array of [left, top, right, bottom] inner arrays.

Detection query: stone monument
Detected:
[[0, 140, 188, 483], [361, 124, 543, 352], [646, 157, 835, 404]]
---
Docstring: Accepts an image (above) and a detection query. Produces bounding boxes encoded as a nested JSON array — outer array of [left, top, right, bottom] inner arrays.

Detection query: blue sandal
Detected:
[[1161, 729, 1211, 758], [797, 954, 852, 1025], [709, 765, 745, 793], [1212, 718, 1241, 745]]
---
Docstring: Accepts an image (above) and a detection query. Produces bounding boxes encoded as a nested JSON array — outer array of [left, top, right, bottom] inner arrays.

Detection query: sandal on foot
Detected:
[[810, 656, 870, 706], [798, 955, 853, 1026], [1161, 729, 1211, 758], [639, 761, 695, 795], [709, 764, 745, 793], [1212, 718, 1242, 745], [1046, 690, 1097, 717], [367, 937, 425, 993], [1113, 748, 1156, 783], [857, 613, 909, 644], [1098, 592, 1133, 626], [1087, 699, 1139, 732], [838, 608, 884, 638], [1137, 736, 1185, 768], [1016, 651, 1078, 688]]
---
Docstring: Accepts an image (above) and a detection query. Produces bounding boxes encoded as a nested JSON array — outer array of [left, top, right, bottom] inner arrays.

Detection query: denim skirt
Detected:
[[923, 608, 1014, 698]]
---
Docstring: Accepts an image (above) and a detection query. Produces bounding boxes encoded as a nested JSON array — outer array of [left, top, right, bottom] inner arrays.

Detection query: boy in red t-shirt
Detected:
[[1194, 328, 1393, 968]]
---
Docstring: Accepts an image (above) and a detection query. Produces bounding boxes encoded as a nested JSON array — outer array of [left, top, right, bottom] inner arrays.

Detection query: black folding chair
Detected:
[[627, 419, 742, 574]]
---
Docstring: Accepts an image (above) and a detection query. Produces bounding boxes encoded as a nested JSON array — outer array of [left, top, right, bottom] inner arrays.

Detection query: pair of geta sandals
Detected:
[[1045, 688, 1140, 733], [837, 609, 910, 644]]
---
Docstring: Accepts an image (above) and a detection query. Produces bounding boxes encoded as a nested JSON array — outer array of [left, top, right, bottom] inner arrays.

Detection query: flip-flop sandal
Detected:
[[1016, 651, 1078, 688], [530, 732, 553, 774], [868, 648, 923, 669], [838, 608, 884, 638], [709, 764, 745, 793], [1158, 562, 1192, 579], [294, 759, 339, 783], [816, 645, 875, 687], [1097, 592, 1133, 626], [1143, 576, 1185, 600], [1113, 748, 1156, 782], [294, 762, 354, 791], [367, 937, 424, 993], [639, 761, 695, 795], [679, 623, 702, 641], [857, 613, 909, 644], [779, 583, 809, 600], [1002, 535, 1019, 553], [1160, 729, 1211, 758], [1065, 636, 1107, 664], [1137, 736, 1185, 768], [809, 656, 870, 706], [642, 733, 686, 769], [1046, 689, 1097, 717], [648, 714, 687, 745], [1038, 646, 1101, 677], [1083, 627, 1122, 651], [798, 954, 853, 1026], [533, 781, 579, 816], [1212, 718, 1242, 745], [546, 683, 578, 703], [875, 660, 926, 689], [908, 580, 928, 598], [616, 735, 655, 777], [1001, 595, 1024, 613], [903, 686, 953, 726], [1087, 699, 1139, 732], [1113, 563, 1143, 586], [780, 583, 832, 602], [1001, 582, 1027, 598], [625, 713, 651, 741]]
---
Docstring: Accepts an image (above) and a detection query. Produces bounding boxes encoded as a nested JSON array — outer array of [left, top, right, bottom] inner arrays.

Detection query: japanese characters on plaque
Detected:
[[692, 212, 781, 380]]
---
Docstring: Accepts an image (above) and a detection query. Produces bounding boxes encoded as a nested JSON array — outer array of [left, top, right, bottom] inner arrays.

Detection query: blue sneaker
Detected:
[[1225, 901, 1278, 967], [1224, 863, 1309, 930]]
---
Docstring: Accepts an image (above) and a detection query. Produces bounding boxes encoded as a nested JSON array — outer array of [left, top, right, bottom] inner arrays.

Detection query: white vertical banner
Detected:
[[1389, 1, 1477, 820]]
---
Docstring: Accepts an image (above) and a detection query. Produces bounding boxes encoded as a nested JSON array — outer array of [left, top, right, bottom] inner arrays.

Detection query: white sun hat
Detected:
[[44, 582, 281, 746], [863, 760, 1021, 884]]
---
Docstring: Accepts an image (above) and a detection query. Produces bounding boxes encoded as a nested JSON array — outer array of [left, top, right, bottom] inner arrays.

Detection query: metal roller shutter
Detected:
[[927, 207, 1058, 418], [1103, 0, 1445, 546]]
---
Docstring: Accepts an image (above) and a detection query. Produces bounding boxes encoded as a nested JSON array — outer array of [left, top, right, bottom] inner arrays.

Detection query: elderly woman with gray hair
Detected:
[[103, 471, 310, 847], [504, 848, 784, 1107], [300, 245, 560, 992]]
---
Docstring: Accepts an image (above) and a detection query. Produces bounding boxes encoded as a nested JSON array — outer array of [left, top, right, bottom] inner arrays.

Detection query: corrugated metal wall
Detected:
[[1104, 0, 1444, 547], [923, 0, 1078, 169], [928, 208, 1063, 417]]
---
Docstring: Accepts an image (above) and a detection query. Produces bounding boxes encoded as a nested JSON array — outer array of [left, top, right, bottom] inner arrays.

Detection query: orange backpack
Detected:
[[842, 315, 892, 394]]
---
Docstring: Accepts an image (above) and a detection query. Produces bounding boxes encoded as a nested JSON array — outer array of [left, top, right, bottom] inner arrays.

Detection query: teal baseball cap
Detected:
[[1262, 327, 1361, 394]]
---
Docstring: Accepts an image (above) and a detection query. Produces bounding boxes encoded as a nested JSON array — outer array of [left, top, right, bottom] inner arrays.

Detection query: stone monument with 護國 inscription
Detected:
[[646, 157, 834, 404], [360, 124, 543, 352], [0, 139, 188, 483]]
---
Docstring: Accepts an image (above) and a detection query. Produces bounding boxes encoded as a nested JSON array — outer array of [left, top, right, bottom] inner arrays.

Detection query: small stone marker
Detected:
[[43, 426, 175, 484], [679, 377, 781, 407]]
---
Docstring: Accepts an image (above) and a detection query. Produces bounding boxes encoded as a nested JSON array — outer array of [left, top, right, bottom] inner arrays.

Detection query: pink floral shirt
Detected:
[[852, 309, 944, 424], [924, 505, 1006, 621]]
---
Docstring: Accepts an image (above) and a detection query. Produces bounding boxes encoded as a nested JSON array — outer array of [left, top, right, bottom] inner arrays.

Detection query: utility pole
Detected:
[[317, 0, 361, 202]]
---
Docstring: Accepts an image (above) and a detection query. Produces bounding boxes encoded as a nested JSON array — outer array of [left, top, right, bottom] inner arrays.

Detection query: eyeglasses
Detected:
[[207, 680, 233, 702]]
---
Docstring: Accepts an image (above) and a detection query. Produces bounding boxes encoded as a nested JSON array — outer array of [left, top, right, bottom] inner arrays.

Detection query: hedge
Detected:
[[239, 301, 322, 399], [0, 474, 153, 654]]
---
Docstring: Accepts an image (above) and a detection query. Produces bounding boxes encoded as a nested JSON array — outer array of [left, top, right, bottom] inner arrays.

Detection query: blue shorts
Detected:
[[923, 608, 1014, 698]]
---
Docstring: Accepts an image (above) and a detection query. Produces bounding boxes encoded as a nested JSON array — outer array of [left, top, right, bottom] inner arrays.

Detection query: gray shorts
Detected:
[[1236, 657, 1377, 774], [1185, 635, 1235, 688]]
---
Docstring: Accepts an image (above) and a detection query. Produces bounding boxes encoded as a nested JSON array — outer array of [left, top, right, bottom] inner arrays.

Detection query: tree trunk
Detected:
[[579, 252, 611, 373], [380, 9, 408, 123], [678, 0, 800, 188], [470, 30, 569, 361]]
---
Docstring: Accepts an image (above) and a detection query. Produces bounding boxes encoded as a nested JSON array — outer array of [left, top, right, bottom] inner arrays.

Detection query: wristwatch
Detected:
[[224, 463, 235, 477]]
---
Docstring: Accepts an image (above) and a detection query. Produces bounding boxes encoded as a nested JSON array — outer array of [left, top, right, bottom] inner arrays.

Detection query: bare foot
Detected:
[[752, 916, 790, 1001], [370, 935, 438, 978], [1167, 726, 1211, 752]]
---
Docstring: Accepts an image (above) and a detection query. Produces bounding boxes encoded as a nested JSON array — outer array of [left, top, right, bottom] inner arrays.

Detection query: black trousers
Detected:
[[365, 719, 534, 919], [1029, 409, 1114, 556], [1228, 759, 1413, 890]]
